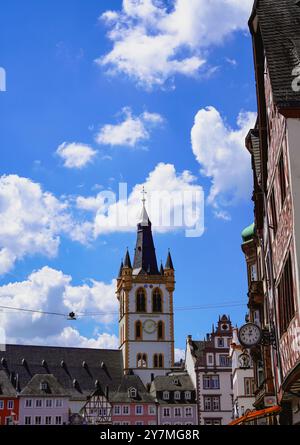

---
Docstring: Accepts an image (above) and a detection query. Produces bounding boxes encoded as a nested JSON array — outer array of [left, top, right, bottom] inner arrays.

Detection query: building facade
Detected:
[[244, 0, 300, 424], [0, 370, 19, 425], [116, 201, 175, 386], [111, 374, 157, 425], [186, 316, 233, 425], [150, 373, 197, 425], [229, 328, 255, 420]]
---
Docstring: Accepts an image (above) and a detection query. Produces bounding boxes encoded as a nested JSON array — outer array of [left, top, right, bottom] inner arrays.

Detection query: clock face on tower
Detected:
[[143, 319, 157, 334], [238, 323, 262, 348]]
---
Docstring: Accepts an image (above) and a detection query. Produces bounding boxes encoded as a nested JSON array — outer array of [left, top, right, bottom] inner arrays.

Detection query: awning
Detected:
[[228, 405, 281, 425]]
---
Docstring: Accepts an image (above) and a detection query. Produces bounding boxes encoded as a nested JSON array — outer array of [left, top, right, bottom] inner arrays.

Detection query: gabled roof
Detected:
[[0, 370, 17, 397], [252, 0, 300, 110], [20, 374, 69, 397], [189, 340, 206, 360], [110, 374, 154, 403], [0, 345, 123, 401]]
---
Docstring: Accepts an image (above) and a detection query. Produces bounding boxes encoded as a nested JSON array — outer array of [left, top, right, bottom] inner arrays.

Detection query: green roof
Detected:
[[241, 223, 255, 243]]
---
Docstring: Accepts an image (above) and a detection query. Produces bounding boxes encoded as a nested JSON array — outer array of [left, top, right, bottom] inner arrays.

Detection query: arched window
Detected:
[[157, 321, 165, 340], [137, 353, 147, 368], [136, 288, 146, 312], [152, 288, 162, 313], [153, 353, 164, 368], [135, 321, 142, 340], [158, 353, 164, 368]]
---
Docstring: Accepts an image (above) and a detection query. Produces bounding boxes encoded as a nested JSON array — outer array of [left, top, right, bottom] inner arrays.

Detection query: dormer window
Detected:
[[163, 391, 169, 400], [40, 381, 48, 391], [185, 391, 191, 400], [128, 387, 137, 399], [173, 378, 179, 385], [174, 391, 181, 400]]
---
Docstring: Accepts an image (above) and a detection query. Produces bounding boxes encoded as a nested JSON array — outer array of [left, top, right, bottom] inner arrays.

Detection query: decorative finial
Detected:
[[141, 186, 147, 207]]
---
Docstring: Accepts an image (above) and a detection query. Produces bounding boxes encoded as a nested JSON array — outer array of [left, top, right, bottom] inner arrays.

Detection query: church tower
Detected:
[[116, 194, 175, 385]]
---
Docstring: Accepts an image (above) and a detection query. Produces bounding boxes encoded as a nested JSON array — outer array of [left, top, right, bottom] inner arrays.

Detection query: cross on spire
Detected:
[[141, 186, 147, 207]]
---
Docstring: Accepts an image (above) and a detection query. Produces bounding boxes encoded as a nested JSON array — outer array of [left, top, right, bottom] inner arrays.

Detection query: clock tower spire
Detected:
[[116, 190, 175, 385]]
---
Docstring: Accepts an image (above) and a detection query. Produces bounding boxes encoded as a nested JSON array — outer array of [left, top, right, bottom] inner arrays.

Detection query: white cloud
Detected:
[[191, 106, 256, 218], [175, 348, 185, 363], [98, 0, 253, 89], [0, 266, 118, 346], [95, 107, 164, 147], [56, 142, 97, 169], [0, 175, 72, 275], [74, 162, 204, 237]]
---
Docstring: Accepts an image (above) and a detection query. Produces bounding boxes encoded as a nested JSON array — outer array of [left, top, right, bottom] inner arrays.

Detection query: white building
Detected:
[[116, 201, 175, 386], [229, 328, 255, 421], [185, 315, 233, 425]]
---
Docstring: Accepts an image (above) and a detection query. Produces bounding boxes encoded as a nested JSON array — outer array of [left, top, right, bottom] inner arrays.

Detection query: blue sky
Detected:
[[0, 0, 256, 357]]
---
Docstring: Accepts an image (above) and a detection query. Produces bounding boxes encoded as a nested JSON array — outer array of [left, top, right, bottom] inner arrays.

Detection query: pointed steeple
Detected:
[[165, 250, 174, 270], [160, 262, 164, 275], [124, 249, 132, 269], [118, 260, 124, 277], [132, 188, 159, 275]]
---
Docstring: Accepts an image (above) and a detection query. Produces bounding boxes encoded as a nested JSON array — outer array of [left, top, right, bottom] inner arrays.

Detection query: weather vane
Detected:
[[141, 186, 147, 205]]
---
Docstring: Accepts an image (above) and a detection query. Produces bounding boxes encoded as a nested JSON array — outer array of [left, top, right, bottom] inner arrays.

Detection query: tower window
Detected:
[[153, 353, 164, 368], [152, 288, 162, 313], [157, 321, 165, 340], [136, 288, 146, 312], [137, 353, 147, 368], [135, 321, 142, 340]]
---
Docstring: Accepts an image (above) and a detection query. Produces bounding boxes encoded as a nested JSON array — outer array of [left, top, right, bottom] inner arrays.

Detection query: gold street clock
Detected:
[[143, 319, 157, 334]]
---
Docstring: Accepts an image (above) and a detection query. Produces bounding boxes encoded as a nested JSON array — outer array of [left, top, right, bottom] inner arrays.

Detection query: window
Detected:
[[148, 405, 156, 415], [185, 407, 192, 417], [114, 406, 121, 415], [45, 399, 52, 408], [163, 391, 169, 400], [204, 418, 221, 425], [40, 381, 48, 391], [244, 378, 255, 396], [35, 416, 42, 425], [122, 421, 130, 425], [55, 399, 63, 408], [123, 406, 130, 415], [278, 253, 295, 336], [153, 353, 164, 368], [45, 416, 52, 425], [203, 375, 220, 389], [203, 396, 220, 412], [270, 188, 277, 235], [35, 400, 42, 408], [7, 400, 14, 410], [0, 401, 3, 410], [152, 288, 162, 312], [174, 407, 182, 417], [128, 387, 137, 399], [136, 288, 146, 312], [25, 399, 32, 408], [174, 391, 181, 400], [24, 416, 31, 425], [217, 338, 224, 348], [185, 391, 191, 400], [137, 353, 147, 368], [157, 321, 165, 340], [163, 407, 170, 417], [55, 416, 62, 425], [250, 263, 258, 281], [136, 421, 144, 425], [207, 354, 213, 366], [279, 152, 287, 206], [136, 405, 143, 415], [219, 355, 231, 367], [135, 321, 142, 340]]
